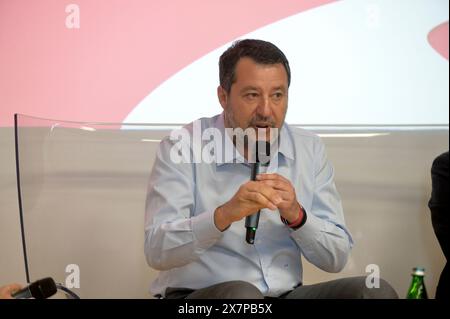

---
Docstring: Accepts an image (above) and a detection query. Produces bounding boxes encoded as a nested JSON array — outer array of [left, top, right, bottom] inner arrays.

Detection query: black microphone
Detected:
[[12, 277, 57, 299], [245, 141, 270, 244]]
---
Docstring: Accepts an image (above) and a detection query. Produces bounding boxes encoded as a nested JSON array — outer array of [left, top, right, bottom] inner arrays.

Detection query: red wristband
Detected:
[[288, 211, 304, 227], [281, 205, 307, 229]]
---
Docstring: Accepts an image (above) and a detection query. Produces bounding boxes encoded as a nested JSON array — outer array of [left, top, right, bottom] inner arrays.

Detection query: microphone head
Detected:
[[29, 277, 57, 299], [256, 141, 271, 165]]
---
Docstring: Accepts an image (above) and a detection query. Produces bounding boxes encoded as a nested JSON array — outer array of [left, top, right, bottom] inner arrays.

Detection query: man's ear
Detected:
[[217, 85, 228, 110]]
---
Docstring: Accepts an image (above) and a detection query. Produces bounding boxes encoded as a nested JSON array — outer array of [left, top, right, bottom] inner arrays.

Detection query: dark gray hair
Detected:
[[219, 39, 291, 93]]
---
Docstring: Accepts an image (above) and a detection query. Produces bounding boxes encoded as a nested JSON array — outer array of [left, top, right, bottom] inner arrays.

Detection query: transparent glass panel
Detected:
[[15, 114, 167, 298]]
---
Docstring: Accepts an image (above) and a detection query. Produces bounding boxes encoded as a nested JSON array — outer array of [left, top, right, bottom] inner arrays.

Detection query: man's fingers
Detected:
[[256, 173, 290, 183], [256, 173, 285, 180], [259, 179, 290, 192], [247, 182, 282, 204], [253, 176, 297, 207], [10, 283, 22, 292], [246, 190, 278, 211]]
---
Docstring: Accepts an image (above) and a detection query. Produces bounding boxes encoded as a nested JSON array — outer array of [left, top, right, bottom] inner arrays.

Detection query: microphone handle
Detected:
[[245, 162, 260, 244], [11, 287, 32, 299], [250, 161, 259, 181]]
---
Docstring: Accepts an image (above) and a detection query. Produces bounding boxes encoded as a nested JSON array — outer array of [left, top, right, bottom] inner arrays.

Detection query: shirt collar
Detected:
[[214, 112, 295, 166]]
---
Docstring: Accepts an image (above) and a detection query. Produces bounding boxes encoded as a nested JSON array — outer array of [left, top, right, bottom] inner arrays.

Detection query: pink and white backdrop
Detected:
[[0, 0, 448, 127]]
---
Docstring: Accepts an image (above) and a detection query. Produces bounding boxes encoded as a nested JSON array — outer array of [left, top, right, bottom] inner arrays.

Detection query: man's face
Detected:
[[218, 57, 289, 138]]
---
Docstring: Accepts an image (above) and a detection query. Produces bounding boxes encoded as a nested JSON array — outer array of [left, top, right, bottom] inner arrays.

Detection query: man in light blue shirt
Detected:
[[145, 39, 398, 299]]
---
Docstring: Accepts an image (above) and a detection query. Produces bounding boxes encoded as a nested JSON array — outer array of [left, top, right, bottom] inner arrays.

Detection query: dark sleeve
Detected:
[[428, 151, 449, 260]]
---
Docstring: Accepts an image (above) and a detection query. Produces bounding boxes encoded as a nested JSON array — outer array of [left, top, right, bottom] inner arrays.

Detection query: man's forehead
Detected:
[[233, 59, 288, 87]]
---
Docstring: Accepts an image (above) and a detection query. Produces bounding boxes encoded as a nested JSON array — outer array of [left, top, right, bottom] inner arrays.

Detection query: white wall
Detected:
[[0, 127, 447, 298]]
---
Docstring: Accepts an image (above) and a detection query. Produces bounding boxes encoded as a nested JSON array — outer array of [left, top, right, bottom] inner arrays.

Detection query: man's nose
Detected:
[[256, 96, 272, 118]]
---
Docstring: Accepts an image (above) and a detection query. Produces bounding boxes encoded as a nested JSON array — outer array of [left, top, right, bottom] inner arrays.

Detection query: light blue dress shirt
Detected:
[[145, 113, 353, 297]]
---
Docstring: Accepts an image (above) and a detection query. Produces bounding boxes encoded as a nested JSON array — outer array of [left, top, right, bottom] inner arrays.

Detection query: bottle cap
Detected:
[[412, 267, 425, 276]]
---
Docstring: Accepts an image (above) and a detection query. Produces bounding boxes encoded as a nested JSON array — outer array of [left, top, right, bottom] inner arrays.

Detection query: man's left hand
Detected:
[[256, 173, 301, 223]]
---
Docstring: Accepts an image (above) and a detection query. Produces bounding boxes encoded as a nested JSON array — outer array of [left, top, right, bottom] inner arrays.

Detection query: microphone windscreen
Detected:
[[29, 277, 57, 299]]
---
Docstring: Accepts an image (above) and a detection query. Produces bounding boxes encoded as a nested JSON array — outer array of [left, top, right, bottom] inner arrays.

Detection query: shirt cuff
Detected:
[[289, 212, 325, 248], [191, 210, 224, 249]]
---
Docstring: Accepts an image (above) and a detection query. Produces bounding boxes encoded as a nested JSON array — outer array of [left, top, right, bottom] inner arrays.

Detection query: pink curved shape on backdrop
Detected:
[[428, 21, 449, 60], [0, 0, 336, 126]]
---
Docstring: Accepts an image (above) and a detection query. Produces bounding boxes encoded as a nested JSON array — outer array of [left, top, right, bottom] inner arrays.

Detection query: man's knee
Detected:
[[220, 281, 264, 299], [359, 276, 398, 299]]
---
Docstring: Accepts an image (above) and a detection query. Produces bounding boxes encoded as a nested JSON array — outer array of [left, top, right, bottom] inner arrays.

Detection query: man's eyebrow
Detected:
[[239, 86, 259, 93], [272, 86, 286, 92]]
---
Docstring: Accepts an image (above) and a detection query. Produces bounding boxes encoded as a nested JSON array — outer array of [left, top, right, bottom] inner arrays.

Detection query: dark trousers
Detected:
[[164, 277, 399, 299]]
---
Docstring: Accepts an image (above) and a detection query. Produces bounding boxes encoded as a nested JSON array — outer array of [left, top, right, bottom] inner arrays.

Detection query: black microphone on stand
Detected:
[[245, 141, 270, 244], [11, 277, 57, 299]]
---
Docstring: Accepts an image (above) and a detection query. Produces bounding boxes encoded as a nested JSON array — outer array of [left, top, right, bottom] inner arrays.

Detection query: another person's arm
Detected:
[[428, 151, 449, 260], [0, 283, 22, 299]]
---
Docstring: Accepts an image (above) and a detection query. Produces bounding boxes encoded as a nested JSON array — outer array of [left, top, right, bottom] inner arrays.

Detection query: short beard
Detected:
[[224, 107, 279, 130], [224, 106, 237, 129]]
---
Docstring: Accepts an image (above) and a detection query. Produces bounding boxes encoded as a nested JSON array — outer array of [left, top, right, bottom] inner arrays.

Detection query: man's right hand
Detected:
[[214, 181, 282, 231]]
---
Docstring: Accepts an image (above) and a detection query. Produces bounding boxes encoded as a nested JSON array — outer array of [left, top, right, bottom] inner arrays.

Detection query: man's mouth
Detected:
[[253, 124, 272, 129]]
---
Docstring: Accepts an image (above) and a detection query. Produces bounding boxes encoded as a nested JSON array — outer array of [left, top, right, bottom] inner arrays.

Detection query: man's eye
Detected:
[[246, 93, 259, 99], [273, 92, 283, 99]]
